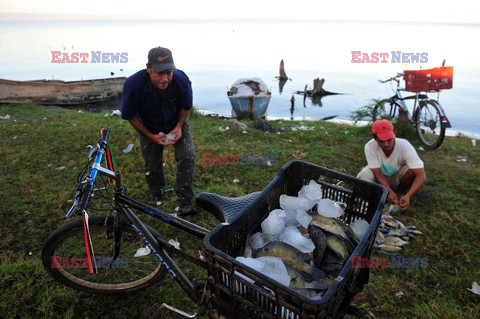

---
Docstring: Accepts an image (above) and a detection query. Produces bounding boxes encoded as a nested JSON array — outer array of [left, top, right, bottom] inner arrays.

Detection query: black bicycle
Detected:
[[40, 128, 255, 317], [373, 66, 453, 150]]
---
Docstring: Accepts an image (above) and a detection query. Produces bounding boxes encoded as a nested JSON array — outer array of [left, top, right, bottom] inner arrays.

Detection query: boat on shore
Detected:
[[227, 78, 271, 119], [0, 77, 125, 105]]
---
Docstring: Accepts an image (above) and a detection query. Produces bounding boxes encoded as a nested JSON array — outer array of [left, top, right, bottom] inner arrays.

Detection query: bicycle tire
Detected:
[[42, 216, 167, 294], [414, 99, 446, 150], [372, 99, 402, 122]]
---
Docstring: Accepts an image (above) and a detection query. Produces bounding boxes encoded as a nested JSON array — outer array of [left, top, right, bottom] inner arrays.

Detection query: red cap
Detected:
[[372, 119, 396, 141]]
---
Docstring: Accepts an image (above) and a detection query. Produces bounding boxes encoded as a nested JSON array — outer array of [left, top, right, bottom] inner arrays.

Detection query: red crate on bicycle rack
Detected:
[[404, 66, 453, 92], [204, 160, 387, 319]]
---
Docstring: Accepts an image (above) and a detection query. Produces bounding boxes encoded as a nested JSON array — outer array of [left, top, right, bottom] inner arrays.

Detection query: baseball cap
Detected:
[[372, 119, 396, 141], [148, 47, 176, 73]]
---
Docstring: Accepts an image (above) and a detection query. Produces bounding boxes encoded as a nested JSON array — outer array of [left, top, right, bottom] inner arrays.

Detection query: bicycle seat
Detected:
[[196, 191, 261, 224]]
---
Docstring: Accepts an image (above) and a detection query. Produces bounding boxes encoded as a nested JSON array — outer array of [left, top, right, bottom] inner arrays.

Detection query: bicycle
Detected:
[[41, 128, 386, 319], [373, 66, 453, 150]]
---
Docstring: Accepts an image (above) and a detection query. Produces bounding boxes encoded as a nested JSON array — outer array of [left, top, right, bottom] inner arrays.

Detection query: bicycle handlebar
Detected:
[[378, 72, 405, 84], [66, 128, 110, 217]]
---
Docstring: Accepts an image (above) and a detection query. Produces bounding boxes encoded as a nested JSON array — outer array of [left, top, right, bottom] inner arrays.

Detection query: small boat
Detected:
[[227, 78, 271, 119], [0, 77, 126, 105]]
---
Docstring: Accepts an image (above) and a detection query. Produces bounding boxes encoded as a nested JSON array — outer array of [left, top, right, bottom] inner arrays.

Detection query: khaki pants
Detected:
[[357, 165, 409, 190]]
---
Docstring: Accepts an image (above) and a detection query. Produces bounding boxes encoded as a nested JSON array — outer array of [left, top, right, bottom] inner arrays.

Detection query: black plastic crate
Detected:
[[204, 160, 387, 319]]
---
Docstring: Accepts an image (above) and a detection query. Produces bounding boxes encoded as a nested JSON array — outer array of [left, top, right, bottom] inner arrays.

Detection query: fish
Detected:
[[325, 233, 350, 262], [255, 241, 327, 281], [336, 219, 360, 246], [310, 215, 350, 242], [409, 229, 423, 235], [376, 244, 402, 254], [243, 233, 253, 258], [309, 225, 327, 268], [388, 228, 410, 237], [382, 219, 399, 229], [294, 288, 327, 299], [286, 264, 330, 290], [320, 250, 344, 276], [376, 231, 385, 244], [383, 236, 409, 247]]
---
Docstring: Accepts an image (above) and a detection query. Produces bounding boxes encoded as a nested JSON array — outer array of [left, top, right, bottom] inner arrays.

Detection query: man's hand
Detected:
[[167, 125, 183, 145], [399, 194, 411, 211], [387, 191, 399, 204], [153, 133, 171, 146]]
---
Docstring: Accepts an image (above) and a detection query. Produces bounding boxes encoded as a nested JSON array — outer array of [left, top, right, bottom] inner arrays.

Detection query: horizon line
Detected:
[[1, 12, 479, 27]]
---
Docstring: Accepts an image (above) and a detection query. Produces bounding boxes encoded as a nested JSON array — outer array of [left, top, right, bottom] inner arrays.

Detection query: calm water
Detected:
[[1, 19, 479, 136]]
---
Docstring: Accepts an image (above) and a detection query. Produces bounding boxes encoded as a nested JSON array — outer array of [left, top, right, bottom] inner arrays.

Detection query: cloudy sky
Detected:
[[1, 0, 479, 24]]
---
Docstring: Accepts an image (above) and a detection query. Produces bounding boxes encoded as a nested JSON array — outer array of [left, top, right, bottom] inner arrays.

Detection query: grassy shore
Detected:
[[0, 104, 479, 319]]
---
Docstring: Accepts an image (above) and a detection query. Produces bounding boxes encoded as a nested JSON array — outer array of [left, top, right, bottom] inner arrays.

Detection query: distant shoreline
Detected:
[[197, 109, 480, 140]]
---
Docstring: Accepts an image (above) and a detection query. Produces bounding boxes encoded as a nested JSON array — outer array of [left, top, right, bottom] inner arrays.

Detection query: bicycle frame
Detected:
[[66, 130, 212, 316]]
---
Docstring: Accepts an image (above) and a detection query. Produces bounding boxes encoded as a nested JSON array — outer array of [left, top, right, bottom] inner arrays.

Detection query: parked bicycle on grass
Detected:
[[372, 65, 453, 150]]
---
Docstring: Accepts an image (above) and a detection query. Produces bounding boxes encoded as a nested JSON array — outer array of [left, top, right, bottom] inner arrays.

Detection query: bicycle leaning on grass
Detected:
[[40, 128, 241, 318], [373, 65, 453, 150]]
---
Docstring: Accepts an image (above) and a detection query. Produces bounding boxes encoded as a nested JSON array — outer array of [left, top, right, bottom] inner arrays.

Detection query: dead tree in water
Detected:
[[279, 59, 288, 80], [298, 78, 339, 97]]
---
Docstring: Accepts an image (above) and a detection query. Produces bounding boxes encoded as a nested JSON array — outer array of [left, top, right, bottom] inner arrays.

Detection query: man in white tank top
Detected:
[[357, 119, 426, 211]]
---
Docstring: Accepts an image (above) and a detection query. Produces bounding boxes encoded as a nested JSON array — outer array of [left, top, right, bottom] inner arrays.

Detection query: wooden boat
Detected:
[[0, 77, 125, 105], [228, 93, 271, 119], [227, 78, 271, 119]]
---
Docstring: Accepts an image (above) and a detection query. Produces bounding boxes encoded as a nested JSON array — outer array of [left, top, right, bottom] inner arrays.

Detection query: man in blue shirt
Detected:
[[121, 47, 196, 216]]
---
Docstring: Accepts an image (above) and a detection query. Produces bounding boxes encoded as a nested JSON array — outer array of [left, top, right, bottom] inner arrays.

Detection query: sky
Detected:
[[1, 0, 479, 24]]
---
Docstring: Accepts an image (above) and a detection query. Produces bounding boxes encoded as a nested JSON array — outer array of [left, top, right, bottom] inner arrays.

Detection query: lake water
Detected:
[[1, 19, 479, 136]]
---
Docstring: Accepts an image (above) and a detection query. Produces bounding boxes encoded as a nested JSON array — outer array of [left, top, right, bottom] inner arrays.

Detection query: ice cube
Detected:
[[235, 257, 265, 283], [296, 209, 312, 228], [250, 232, 275, 250], [280, 194, 315, 212], [279, 226, 315, 253], [283, 209, 299, 227], [261, 210, 286, 237], [298, 180, 323, 201], [256, 256, 291, 287], [352, 219, 370, 241], [317, 198, 345, 218]]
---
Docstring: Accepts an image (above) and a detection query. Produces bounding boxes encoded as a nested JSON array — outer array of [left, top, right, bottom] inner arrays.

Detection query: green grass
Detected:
[[0, 104, 479, 318]]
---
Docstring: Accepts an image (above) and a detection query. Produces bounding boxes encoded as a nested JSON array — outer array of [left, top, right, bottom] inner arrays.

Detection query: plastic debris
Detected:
[[123, 144, 134, 154], [0, 114, 11, 120], [472, 139, 476, 147], [55, 166, 66, 170], [110, 110, 121, 116], [291, 125, 314, 131], [467, 282, 480, 295], [395, 291, 405, 298], [168, 239, 180, 250], [233, 178, 240, 183], [134, 246, 151, 257]]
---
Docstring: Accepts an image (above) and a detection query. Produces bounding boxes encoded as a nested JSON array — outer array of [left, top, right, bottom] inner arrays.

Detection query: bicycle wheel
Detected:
[[414, 100, 446, 150], [42, 216, 167, 294], [372, 99, 402, 122]]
